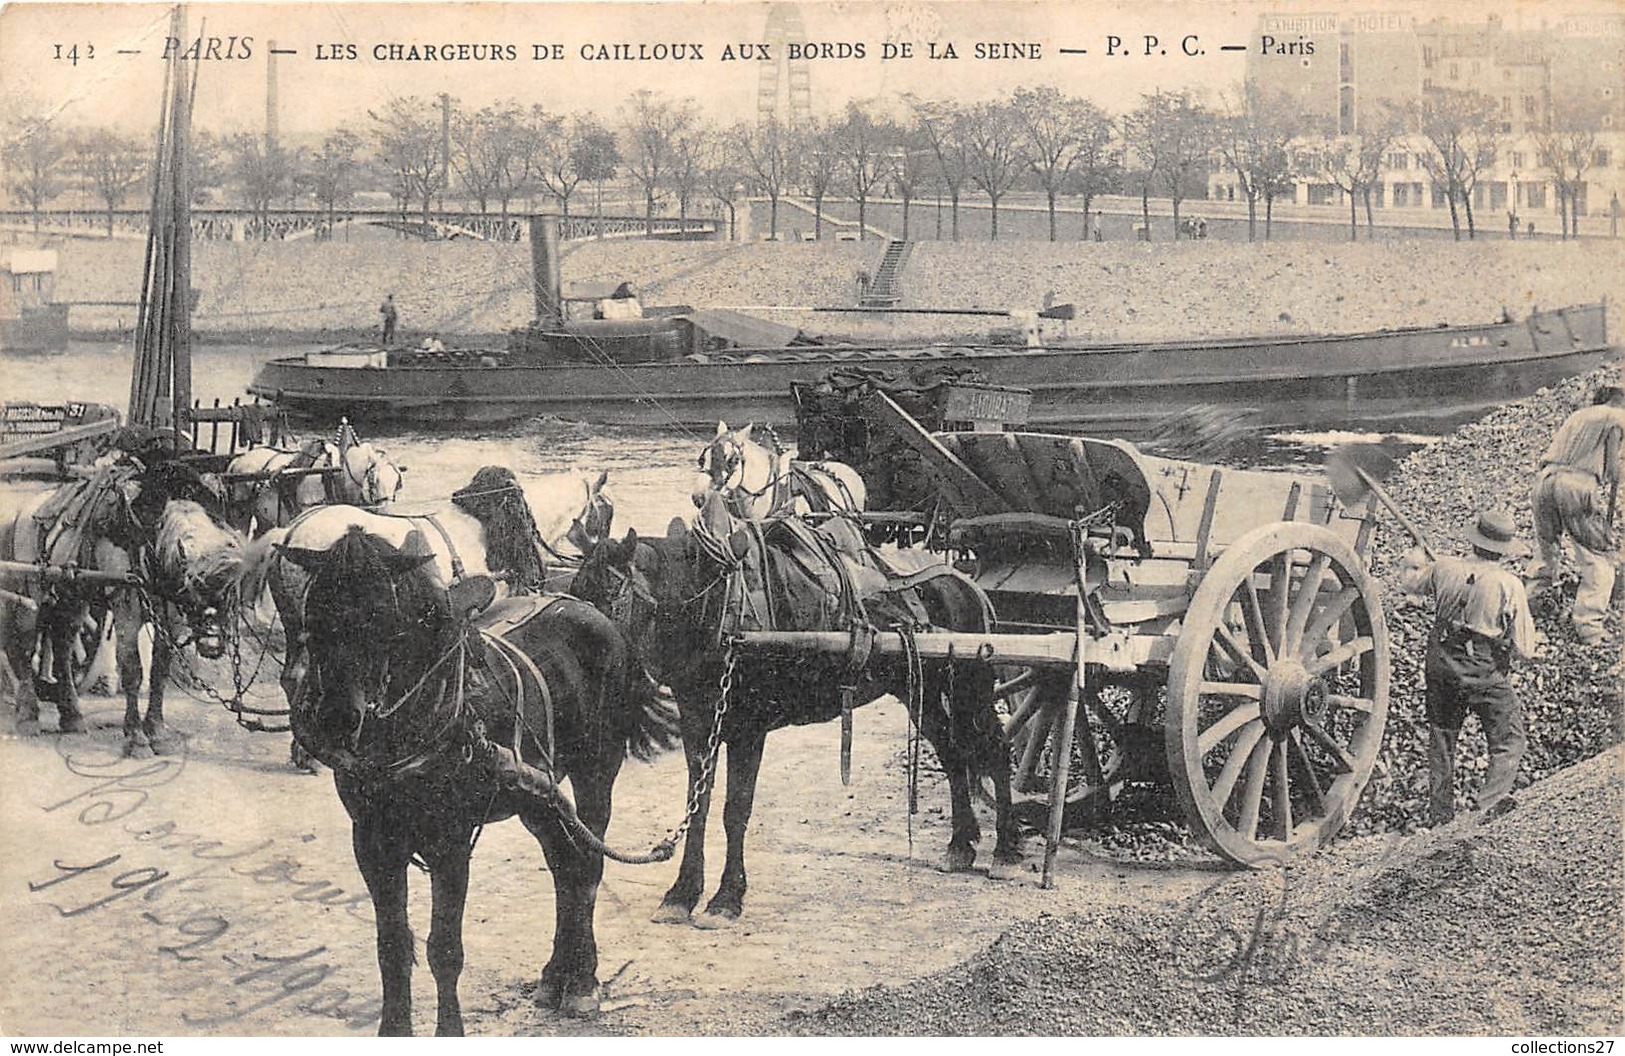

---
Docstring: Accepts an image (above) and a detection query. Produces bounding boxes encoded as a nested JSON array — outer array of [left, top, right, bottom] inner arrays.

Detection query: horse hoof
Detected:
[[561, 990, 601, 1017], [939, 847, 977, 874], [649, 903, 694, 926], [692, 908, 740, 930], [58, 715, 87, 735], [986, 858, 1022, 882], [11, 716, 42, 738], [122, 732, 152, 759]]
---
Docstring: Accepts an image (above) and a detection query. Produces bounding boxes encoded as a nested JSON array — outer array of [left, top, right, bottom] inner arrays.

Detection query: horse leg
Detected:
[[652, 703, 714, 924], [696, 726, 766, 927], [272, 570, 318, 772], [528, 769, 616, 1015], [424, 846, 472, 1036], [113, 591, 149, 757], [967, 671, 1023, 878], [47, 613, 85, 734], [921, 673, 979, 873], [143, 609, 177, 754], [5, 600, 43, 736], [352, 814, 415, 1036]]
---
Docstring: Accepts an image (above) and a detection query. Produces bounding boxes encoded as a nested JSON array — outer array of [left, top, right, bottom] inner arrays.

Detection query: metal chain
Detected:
[[657, 638, 737, 854]]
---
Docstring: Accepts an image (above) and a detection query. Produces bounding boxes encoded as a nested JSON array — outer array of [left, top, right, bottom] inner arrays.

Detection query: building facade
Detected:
[[1210, 12, 1625, 230]]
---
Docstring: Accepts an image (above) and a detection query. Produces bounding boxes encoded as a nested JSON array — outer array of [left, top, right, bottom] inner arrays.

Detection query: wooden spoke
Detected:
[[1302, 721, 1358, 774], [1197, 697, 1264, 754], [1326, 693, 1376, 714], [1283, 552, 1331, 656], [1307, 636, 1375, 677], [1001, 685, 1043, 737], [994, 669, 1038, 699], [1213, 624, 1268, 682], [1266, 552, 1294, 654], [1198, 681, 1264, 699], [1300, 587, 1361, 658], [1236, 736, 1273, 841], [1240, 579, 1275, 666], [1014, 704, 1057, 793], [1209, 720, 1267, 811], [1272, 739, 1294, 841], [1289, 732, 1327, 815]]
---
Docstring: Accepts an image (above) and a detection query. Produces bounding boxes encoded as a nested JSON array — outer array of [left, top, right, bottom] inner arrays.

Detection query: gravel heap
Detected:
[[1354, 361, 1625, 834], [782, 745, 1623, 1036]]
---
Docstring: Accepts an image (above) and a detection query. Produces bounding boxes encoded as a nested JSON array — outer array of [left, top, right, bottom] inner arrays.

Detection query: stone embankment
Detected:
[[51, 236, 1625, 347]]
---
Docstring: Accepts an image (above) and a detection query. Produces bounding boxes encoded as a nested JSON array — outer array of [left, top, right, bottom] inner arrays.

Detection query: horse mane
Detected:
[[453, 466, 547, 590], [155, 499, 247, 595]]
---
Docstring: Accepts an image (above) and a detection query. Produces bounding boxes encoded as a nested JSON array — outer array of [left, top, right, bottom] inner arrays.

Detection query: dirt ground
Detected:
[[0, 683, 1224, 1038]]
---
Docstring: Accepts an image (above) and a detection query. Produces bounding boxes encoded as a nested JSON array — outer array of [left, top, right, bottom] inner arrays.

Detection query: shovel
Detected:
[[1325, 443, 1438, 561]]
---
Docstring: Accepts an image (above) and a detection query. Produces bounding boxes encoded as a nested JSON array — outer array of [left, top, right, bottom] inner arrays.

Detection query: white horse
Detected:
[[225, 433, 405, 535], [693, 421, 866, 520], [242, 466, 615, 767]]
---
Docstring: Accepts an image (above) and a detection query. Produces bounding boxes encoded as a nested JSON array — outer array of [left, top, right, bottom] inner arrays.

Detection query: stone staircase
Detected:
[[860, 240, 913, 307]]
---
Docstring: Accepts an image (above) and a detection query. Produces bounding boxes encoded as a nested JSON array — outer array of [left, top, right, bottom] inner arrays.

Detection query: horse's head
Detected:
[[339, 441, 405, 508], [566, 469, 615, 553], [574, 528, 661, 651], [275, 526, 452, 770], [693, 421, 780, 516], [152, 499, 248, 659]]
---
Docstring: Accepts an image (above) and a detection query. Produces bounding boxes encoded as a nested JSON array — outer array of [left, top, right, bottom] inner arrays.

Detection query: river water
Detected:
[[3, 341, 1430, 531]]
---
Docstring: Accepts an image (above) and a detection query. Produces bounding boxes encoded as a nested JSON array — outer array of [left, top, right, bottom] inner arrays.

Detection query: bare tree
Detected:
[[75, 129, 147, 237], [3, 112, 66, 233], [621, 89, 696, 235], [1125, 90, 1213, 239], [888, 118, 934, 241], [698, 125, 745, 241], [535, 112, 596, 220], [1412, 88, 1500, 240], [370, 96, 446, 238], [798, 118, 839, 240], [735, 117, 793, 239], [962, 100, 1025, 240], [453, 102, 526, 215], [227, 133, 291, 240], [833, 100, 892, 240], [1013, 86, 1109, 241], [669, 126, 704, 226], [1216, 88, 1301, 242], [306, 128, 361, 239], [1535, 94, 1605, 240], [911, 98, 970, 240], [568, 114, 620, 224]]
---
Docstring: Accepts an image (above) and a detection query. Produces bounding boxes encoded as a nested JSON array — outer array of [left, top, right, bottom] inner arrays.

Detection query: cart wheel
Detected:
[[1165, 522, 1389, 866]]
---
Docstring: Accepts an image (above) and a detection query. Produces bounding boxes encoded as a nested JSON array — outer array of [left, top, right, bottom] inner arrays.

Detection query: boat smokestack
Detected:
[[529, 216, 562, 326]]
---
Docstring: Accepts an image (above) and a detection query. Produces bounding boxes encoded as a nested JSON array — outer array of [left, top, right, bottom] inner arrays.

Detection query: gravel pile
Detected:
[[782, 746, 1623, 1036], [1355, 361, 1625, 834]]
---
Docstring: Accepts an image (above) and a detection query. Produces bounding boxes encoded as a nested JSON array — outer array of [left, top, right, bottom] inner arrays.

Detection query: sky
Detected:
[[0, 0, 1615, 139]]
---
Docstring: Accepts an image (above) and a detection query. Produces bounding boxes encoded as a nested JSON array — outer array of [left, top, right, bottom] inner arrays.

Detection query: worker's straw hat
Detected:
[[1467, 510, 1529, 558]]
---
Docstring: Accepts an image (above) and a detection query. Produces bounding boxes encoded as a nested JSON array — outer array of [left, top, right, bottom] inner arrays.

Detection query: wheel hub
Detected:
[[1261, 660, 1327, 738]]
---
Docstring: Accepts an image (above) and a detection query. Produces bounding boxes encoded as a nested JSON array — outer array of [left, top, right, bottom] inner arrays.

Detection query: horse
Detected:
[[225, 431, 405, 535], [253, 521, 676, 1033], [1, 459, 252, 756], [447, 466, 614, 594], [571, 489, 1021, 929], [256, 466, 614, 769], [695, 421, 865, 520]]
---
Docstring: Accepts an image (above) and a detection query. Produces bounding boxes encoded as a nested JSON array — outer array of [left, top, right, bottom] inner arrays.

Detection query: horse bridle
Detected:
[[700, 428, 787, 515]]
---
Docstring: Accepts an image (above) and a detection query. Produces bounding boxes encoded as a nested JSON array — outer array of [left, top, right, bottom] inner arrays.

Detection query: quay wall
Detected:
[[49, 236, 1625, 346]]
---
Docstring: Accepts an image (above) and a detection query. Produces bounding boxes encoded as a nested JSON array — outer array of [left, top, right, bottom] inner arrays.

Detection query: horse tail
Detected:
[[623, 673, 682, 763], [238, 526, 286, 611]]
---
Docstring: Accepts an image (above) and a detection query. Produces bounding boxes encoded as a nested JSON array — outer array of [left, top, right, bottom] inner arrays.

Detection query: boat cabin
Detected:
[[0, 249, 69, 352]]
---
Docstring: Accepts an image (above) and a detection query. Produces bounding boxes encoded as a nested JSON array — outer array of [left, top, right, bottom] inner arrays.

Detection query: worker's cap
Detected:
[[1467, 510, 1529, 558]]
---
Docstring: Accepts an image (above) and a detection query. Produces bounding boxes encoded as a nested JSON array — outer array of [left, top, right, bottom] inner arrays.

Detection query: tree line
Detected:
[[2, 84, 1612, 242]]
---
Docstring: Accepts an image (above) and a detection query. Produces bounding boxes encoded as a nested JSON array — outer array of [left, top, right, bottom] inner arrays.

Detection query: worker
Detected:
[[379, 293, 398, 346], [1399, 510, 1537, 825], [1527, 384, 1625, 642]]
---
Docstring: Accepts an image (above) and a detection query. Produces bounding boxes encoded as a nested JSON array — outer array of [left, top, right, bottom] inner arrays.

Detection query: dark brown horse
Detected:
[[571, 492, 1020, 929], [255, 523, 676, 1034]]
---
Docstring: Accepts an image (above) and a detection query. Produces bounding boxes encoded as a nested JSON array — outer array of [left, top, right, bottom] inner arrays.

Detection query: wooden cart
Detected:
[[754, 379, 1388, 881]]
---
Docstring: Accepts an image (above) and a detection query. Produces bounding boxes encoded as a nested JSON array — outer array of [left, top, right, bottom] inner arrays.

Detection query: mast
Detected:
[[128, 3, 194, 446]]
